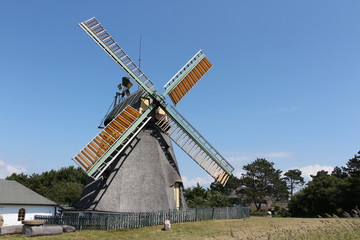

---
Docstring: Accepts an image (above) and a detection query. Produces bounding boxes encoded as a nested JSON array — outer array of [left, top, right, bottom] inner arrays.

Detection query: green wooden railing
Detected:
[[35, 207, 250, 230]]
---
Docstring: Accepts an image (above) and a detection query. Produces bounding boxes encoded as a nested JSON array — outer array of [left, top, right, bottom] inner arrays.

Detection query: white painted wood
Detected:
[[0, 205, 55, 226]]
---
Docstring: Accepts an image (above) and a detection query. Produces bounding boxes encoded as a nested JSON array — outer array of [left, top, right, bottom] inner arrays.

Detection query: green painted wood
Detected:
[[79, 21, 155, 96], [164, 106, 234, 176]]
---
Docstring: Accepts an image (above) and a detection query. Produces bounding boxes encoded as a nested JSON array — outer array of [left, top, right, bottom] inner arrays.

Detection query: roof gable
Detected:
[[0, 180, 56, 206]]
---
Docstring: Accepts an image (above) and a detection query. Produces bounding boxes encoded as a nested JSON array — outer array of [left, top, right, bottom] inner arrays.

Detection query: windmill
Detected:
[[73, 17, 234, 213]]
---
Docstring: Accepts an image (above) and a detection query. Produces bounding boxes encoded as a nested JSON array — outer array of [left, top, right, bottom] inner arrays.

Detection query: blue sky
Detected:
[[0, 1, 359, 187]]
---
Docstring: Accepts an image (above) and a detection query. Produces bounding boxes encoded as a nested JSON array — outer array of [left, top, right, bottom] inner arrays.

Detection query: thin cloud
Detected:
[[262, 152, 294, 158], [288, 164, 334, 182], [225, 151, 294, 163], [0, 160, 27, 179], [275, 107, 298, 113], [181, 176, 213, 188], [226, 155, 252, 163], [233, 171, 245, 178]]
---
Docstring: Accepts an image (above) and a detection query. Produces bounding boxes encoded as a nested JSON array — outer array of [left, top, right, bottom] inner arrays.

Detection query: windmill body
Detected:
[[73, 17, 234, 213], [77, 90, 187, 212]]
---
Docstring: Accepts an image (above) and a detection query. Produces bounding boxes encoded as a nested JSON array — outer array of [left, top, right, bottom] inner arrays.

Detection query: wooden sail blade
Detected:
[[156, 106, 234, 185], [72, 105, 153, 179], [162, 50, 212, 105]]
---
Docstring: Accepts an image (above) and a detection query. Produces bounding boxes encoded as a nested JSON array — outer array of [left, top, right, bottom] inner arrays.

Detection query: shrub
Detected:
[[250, 211, 271, 216]]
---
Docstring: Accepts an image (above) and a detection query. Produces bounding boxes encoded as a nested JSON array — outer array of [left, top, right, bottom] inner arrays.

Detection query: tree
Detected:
[[343, 151, 360, 177], [310, 170, 330, 180], [209, 175, 241, 195], [331, 166, 347, 179], [185, 183, 232, 208], [238, 158, 288, 211], [341, 151, 360, 210], [272, 171, 289, 200], [288, 171, 348, 217], [283, 169, 305, 197], [5, 172, 29, 186], [288, 150, 360, 217], [46, 181, 85, 206], [206, 191, 232, 207], [6, 166, 87, 206], [185, 183, 208, 207]]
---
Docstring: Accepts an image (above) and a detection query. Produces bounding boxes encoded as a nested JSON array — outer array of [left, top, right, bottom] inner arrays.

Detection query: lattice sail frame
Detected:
[[79, 17, 155, 95], [75, 17, 234, 185], [156, 106, 234, 185]]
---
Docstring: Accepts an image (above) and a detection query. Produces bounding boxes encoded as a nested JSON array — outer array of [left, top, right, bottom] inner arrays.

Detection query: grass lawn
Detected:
[[1, 217, 360, 240]]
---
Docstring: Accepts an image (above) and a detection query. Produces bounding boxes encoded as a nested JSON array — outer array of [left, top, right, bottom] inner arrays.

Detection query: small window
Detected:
[[17, 208, 26, 221]]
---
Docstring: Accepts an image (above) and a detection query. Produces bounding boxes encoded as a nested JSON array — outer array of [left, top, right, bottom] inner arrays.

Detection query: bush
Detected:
[[273, 208, 291, 217], [250, 211, 271, 216], [272, 204, 291, 217]]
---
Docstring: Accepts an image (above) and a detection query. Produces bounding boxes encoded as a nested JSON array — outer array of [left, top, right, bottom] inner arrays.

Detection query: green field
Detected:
[[1, 217, 360, 240]]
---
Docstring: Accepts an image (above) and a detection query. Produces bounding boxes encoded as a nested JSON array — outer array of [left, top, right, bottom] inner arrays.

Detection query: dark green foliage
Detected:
[[206, 191, 232, 207], [238, 158, 288, 211], [342, 176, 360, 211], [272, 204, 291, 217], [185, 183, 232, 208], [310, 170, 329, 180], [185, 184, 208, 207], [288, 150, 360, 217], [288, 171, 348, 217], [46, 181, 85, 206], [343, 151, 360, 177], [6, 166, 87, 206], [283, 169, 304, 197], [210, 175, 241, 195], [250, 211, 270, 216], [210, 175, 244, 205], [331, 166, 347, 179]]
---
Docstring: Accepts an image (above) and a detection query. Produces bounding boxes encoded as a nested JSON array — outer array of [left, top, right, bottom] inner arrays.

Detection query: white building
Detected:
[[0, 180, 57, 226]]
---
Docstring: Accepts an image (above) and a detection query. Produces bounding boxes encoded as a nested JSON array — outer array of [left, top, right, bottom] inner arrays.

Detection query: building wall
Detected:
[[0, 205, 55, 226]]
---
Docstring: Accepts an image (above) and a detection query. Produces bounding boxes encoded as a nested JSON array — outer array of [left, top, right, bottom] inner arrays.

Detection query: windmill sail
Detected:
[[156, 106, 234, 185], [79, 17, 155, 95], [73, 105, 153, 179], [162, 50, 212, 105]]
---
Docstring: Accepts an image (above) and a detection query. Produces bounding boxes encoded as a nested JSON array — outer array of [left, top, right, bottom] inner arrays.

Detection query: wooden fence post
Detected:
[[79, 216, 82, 230], [106, 215, 110, 230]]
